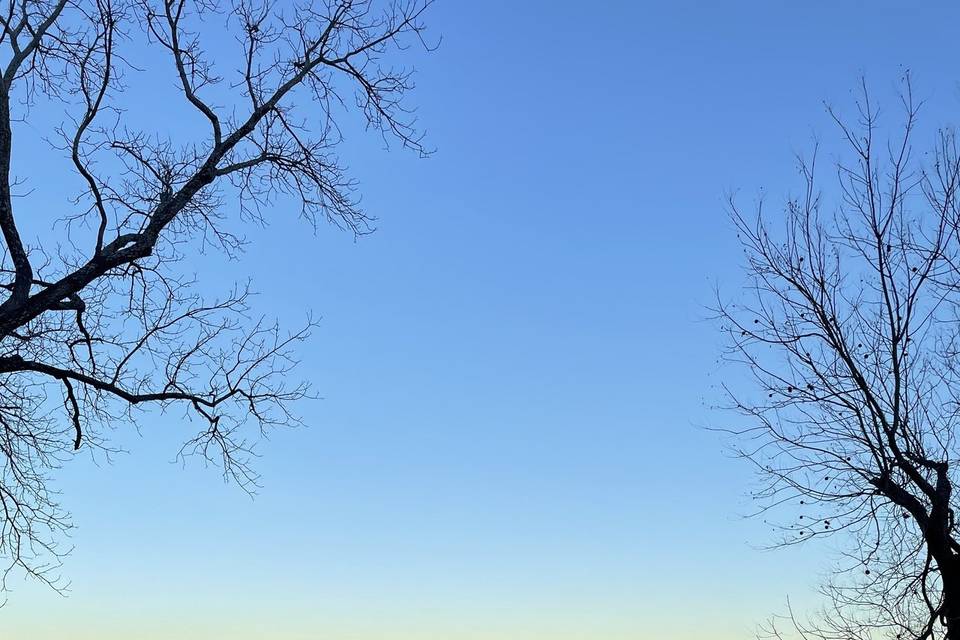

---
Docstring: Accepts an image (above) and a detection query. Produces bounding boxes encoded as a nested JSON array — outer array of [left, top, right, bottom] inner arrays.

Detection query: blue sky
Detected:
[[2, 1, 960, 638]]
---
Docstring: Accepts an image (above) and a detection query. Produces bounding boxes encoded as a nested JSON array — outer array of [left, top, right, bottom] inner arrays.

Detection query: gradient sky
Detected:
[[2, 1, 960, 638]]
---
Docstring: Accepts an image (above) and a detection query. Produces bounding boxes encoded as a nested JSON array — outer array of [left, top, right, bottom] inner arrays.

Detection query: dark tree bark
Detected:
[[0, 0, 433, 592]]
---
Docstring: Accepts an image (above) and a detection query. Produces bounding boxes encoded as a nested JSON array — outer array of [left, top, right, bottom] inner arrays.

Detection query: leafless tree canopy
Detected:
[[0, 0, 432, 591], [717, 80, 960, 640]]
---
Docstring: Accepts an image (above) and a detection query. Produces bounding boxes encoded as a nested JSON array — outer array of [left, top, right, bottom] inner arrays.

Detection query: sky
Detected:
[[2, 1, 960, 638]]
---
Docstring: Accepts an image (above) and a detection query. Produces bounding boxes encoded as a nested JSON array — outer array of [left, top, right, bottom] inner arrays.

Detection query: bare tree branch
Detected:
[[717, 76, 960, 640], [0, 0, 434, 591]]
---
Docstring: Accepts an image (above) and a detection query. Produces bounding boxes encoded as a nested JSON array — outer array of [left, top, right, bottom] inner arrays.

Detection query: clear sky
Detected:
[[2, 1, 960, 638]]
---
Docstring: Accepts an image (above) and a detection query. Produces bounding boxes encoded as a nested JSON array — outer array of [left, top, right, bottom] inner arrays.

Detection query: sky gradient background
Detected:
[[3, 1, 960, 638]]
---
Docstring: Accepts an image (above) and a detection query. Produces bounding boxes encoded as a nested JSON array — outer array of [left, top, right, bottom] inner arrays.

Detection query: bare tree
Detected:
[[716, 78, 960, 640], [0, 0, 433, 591]]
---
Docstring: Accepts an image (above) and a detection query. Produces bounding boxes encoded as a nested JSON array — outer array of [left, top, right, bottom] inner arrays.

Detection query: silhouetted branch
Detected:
[[0, 0, 434, 591], [717, 76, 960, 639]]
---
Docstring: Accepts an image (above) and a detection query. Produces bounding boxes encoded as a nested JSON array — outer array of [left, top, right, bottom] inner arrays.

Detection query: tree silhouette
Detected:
[[717, 78, 960, 640], [0, 0, 432, 591]]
